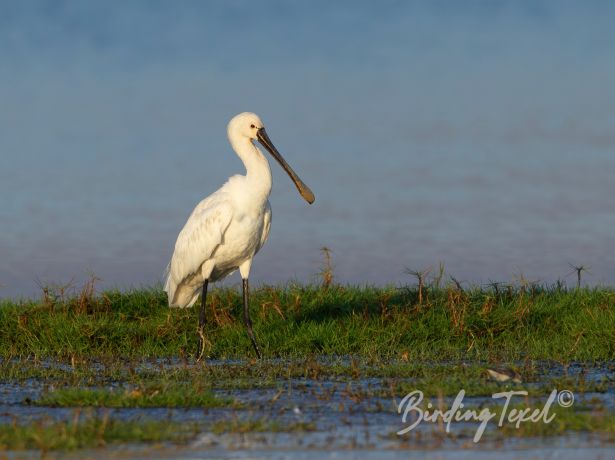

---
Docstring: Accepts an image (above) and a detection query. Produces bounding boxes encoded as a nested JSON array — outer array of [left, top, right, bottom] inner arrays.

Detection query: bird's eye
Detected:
[[250, 124, 255, 129]]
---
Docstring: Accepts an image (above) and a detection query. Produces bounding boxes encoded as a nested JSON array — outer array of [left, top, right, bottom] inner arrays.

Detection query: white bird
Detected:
[[164, 112, 314, 359]]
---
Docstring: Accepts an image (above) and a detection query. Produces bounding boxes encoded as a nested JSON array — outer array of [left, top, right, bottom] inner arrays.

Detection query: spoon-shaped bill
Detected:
[[257, 128, 315, 204]]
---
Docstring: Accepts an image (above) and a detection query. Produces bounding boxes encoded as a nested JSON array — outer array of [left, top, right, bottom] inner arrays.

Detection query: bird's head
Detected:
[[227, 112, 263, 141], [227, 112, 315, 204]]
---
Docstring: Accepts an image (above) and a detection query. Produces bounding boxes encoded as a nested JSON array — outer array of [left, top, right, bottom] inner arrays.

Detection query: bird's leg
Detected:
[[196, 280, 209, 362], [242, 278, 262, 359]]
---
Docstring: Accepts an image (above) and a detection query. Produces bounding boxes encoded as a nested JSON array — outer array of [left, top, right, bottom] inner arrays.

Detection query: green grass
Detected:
[[36, 383, 234, 408], [0, 415, 319, 452], [0, 416, 199, 451], [1, 282, 614, 361], [6, 358, 609, 409], [391, 404, 615, 442], [210, 419, 316, 434], [498, 407, 615, 438], [1, 282, 613, 452]]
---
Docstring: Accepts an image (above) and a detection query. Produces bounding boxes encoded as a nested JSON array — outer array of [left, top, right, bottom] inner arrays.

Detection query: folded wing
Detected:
[[165, 193, 233, 307]]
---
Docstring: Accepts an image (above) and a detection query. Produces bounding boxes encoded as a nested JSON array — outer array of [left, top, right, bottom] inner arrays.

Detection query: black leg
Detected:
[[242, 278, 262, 359], [196, 280, 209, 361]]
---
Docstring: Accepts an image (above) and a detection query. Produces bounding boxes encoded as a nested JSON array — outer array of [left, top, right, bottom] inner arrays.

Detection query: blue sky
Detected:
[[1, 1, 615, 298]]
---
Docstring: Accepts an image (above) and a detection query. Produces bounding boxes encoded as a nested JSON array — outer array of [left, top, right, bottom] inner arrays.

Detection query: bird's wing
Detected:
[[168, 193, 234, 288], [258, 201, 272, 251]]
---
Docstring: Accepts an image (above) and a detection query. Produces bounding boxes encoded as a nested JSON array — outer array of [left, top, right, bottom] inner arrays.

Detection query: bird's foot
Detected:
[[195, 328, 211, 362]]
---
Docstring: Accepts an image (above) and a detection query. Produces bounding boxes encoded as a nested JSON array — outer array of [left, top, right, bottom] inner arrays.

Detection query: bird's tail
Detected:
[[164, 262, 199, 308], [163, 263, 176, 307]]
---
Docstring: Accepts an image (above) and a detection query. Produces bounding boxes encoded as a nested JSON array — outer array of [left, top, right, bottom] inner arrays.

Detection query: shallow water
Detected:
[[1, 359, 614, 458]]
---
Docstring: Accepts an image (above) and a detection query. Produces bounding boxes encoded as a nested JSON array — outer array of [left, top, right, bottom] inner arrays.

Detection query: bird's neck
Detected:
[[231, 137, 273, 201]]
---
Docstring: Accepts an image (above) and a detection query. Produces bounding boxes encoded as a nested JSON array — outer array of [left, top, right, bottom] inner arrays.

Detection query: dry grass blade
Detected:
[[404, 267, 431, 305], [568, 263, 590, 289], [319, 247, 334, 290]]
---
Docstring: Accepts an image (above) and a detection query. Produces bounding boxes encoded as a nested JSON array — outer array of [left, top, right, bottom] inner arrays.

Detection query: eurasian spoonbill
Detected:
[[164, 112, 315, 359]]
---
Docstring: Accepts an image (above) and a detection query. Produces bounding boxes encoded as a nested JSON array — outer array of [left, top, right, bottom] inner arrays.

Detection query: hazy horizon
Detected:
[[2, 1, 615, 298]]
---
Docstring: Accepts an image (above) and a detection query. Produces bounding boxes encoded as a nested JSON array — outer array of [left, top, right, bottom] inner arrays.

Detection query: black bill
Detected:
[[257, 128, 315, 204]]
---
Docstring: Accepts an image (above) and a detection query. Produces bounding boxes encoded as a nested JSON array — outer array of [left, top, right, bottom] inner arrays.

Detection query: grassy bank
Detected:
[[0, 282, 614, 453], [0, 282, 614, 361]]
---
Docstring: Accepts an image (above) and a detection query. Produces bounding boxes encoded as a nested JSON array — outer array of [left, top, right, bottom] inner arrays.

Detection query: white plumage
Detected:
[[165, 187, 271, 308], [163, 112, 314, 358]]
